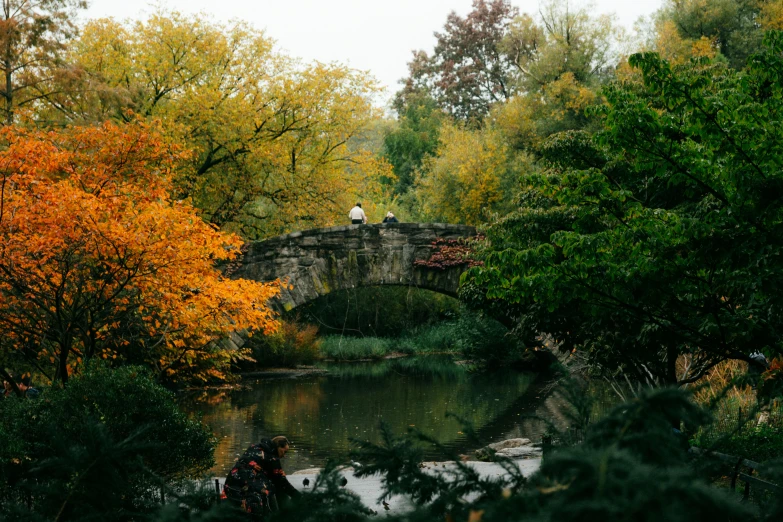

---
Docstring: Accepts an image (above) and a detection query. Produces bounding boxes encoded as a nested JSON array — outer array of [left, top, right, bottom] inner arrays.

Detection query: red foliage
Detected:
[[414, 236, 484, 270]]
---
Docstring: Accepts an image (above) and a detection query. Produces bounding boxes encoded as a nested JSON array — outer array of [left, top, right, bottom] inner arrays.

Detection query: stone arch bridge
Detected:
[[230, 222, 477, 315]]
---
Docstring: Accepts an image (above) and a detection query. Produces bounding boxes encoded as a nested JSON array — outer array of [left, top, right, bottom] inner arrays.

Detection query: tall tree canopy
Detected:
[[382, 93, 445, 195], [0, 121, 279, 385], [502, 0, 620, 93], [401, 1, 620, 224], [650, 0, 783, 68], [396, 0, 519, 122], [0, 0, 86, 125], [464, 32, 783, 386], [40, 11, 390, 237]]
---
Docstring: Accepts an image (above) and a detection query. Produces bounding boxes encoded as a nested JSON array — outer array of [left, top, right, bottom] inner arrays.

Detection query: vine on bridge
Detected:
[[414, 236, 485, 270]]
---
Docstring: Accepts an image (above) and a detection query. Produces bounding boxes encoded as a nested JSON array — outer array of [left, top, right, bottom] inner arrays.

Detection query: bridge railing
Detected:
[[689, 447, 782, 502]]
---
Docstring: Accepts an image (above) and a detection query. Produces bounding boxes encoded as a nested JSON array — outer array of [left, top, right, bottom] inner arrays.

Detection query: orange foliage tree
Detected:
[[0, 121, 279, 385]]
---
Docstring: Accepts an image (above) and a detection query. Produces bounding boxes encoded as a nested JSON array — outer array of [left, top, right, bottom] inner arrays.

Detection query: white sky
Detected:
[[83, 0, 663, 101]]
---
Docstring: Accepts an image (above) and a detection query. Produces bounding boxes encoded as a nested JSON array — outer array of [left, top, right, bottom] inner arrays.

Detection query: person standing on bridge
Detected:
[[349, 202, 367, 225]]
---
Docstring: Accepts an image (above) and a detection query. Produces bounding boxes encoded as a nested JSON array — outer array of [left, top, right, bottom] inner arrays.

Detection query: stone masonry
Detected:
[[232, 222, 477, 314]]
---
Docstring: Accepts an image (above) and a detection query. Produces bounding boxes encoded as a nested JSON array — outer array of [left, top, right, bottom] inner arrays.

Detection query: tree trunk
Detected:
[[56, 341, 71, 385], [4, 66, 11, 125], [4, 41, 12, 125]]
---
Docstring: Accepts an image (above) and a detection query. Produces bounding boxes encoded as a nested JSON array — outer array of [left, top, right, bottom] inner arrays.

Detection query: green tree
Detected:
[[0, 365, 215, 520], [465, 33, 783, 386], [383, 93, 444, 195]]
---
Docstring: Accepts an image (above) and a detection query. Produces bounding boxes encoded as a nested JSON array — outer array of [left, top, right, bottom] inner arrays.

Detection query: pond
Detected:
[[180, 357, 559, 477]]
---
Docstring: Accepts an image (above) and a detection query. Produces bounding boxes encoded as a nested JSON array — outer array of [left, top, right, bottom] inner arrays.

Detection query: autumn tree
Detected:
[[503, 0, 620, 93], [414, 121, 529, 225], [483, 0, 621, 154], [396, 0, 519, 122], [0, 0, 86, 125], [40, 11, 391, 238], [0, 121, 279, 385], [408, 1, 619, 223], [761, 0, 783, 30], [650, 0, 782, 68]]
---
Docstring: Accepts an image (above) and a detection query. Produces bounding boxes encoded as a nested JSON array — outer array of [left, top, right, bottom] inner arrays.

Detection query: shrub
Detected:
[[0, 364, 215, 520], [455, 312, 523, 368], [245, 319, 321, 367]]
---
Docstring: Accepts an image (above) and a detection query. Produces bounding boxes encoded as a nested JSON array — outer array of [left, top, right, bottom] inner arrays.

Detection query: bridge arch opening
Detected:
[[294, 286, 461, 339]]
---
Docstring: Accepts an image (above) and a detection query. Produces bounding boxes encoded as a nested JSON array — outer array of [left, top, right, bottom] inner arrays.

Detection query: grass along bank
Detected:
[[319, 322, 461, 361], [240, 312, 523, 368]]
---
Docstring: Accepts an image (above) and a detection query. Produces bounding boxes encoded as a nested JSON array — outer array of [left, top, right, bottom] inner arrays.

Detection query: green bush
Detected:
[[695, 423, 783, 464], [455, 312, 523, 368], [0, 364, 215, 520]]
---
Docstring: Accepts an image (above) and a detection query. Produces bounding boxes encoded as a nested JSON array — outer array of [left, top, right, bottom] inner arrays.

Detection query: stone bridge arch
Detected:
[[231, 222, 477, 314]]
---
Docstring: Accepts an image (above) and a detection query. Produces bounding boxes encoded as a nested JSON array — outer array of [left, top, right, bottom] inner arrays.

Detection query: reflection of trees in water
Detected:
[[181, 359, 546, 475]]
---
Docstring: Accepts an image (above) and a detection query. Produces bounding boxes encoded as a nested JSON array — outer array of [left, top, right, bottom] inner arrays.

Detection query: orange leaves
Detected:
[[0, 122, 278, 384]]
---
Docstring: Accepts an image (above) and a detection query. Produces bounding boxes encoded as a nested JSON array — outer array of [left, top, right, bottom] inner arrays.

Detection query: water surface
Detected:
[[181, 357, 556, 477]]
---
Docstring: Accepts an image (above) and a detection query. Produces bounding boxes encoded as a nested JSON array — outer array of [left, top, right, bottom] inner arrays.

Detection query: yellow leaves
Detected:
[[760, 0, 783, 30], [416, 123, 526, 225], [54, 10, 390, 237], [691, 36, 718, 59], [652, 18, 719, 66]]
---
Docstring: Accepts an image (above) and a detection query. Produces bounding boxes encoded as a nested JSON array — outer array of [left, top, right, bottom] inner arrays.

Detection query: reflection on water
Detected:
[[180, 357, 555, 477]]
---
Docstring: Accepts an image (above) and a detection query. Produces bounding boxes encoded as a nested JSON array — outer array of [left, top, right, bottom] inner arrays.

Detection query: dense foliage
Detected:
[[0, 365, 215, 521], [465, 32, 783, 386], [650, 0, 783, 69], [0, 122, 279, 385], [393, 0, 621, 225], [41, 11, 391, 237]]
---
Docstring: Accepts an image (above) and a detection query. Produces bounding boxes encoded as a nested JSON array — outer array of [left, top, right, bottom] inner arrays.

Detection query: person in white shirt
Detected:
[[348, 202, 367, 224]]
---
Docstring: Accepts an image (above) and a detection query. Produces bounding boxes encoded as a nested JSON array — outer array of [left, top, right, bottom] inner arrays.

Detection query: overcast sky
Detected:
[[83, 0, 663, 101]]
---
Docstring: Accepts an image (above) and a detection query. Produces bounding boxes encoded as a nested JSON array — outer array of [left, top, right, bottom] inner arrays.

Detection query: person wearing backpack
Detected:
[[243, 436, 300, 501], [222, 453, 273, 516]]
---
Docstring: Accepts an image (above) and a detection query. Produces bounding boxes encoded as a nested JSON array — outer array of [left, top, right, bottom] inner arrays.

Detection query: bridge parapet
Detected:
[[232, 222, 477, 313]]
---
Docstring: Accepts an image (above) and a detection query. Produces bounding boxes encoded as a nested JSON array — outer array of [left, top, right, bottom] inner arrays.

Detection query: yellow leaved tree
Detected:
[[41, 11, 391, 237], [414, 122, 529, 225]]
